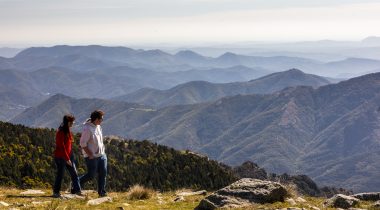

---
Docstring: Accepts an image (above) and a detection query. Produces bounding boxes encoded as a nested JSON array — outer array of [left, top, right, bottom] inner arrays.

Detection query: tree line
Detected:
[[0, 121, 237, 191]]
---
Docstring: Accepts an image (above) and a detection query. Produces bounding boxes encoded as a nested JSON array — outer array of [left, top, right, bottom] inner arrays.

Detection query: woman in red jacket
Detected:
[[53, 114, 82, 197]]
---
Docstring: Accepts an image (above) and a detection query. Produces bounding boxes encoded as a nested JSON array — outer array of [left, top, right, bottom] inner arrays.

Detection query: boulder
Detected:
[[195, 178, 288, 210], [353, 192, 380, 201], [324, 194, 359, 209], [372, 200, 380, 208]]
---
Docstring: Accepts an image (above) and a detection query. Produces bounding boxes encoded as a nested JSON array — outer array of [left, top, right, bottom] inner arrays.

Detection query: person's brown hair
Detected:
[[90, 110, 104, 122], [59, 114, 75, 135]]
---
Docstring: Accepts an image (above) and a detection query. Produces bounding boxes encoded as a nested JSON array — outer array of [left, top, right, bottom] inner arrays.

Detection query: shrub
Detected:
[[127, 185, 155, 200]]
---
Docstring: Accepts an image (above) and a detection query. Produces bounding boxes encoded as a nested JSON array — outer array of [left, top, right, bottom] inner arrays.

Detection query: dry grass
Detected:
[[0, 187, 378, 210], [283, 183, 299, 198], [126, 184, 155, 200]]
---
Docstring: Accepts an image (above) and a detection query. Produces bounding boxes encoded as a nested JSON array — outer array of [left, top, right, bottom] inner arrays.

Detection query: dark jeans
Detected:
[[53, 155, 81, 194], [79, 154, 107, 196]]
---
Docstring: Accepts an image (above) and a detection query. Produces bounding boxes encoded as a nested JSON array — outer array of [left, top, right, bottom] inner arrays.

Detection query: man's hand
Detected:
[[83, 146, 94, 159]]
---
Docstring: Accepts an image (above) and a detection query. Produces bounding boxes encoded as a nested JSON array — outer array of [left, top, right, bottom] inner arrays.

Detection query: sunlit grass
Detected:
[[0, 187, 378, 210], [0, 187, 204, 210]]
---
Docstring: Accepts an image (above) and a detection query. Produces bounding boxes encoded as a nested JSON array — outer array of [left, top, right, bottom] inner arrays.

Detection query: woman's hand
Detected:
[[66, 160, 73, 167]]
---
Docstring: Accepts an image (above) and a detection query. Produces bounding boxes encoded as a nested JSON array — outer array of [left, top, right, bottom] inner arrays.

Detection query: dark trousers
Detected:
[[79, 154, 107, 196], [53, 155, 81, 194]]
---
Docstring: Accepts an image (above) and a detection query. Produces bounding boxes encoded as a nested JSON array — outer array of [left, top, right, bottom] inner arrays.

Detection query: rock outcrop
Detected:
[[372, 200, 380, 208], [352, 192, 380, 201], [195, 178, 288, 209], [324, 194, 359, 209]]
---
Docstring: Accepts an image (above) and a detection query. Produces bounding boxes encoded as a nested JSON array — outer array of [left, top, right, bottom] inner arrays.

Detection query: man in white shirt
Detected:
[[79, 110, 107, 197]]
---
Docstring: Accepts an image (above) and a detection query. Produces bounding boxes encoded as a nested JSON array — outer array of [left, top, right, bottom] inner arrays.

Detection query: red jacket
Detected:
[[54, 130, 73, 161]]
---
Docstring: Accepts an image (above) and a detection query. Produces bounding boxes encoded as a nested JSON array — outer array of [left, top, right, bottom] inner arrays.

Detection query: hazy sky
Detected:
[[1, 0, 380, 47]]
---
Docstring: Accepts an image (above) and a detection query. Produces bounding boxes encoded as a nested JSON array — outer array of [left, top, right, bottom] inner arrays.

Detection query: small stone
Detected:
[[14, 202, 26, 207], [286, 198, 297, 205], [123, 203, 130, 206], [20, 189, 45, 195], [0, 201, 10, 206], [87, 197, 112, 205], [61, 194, 86, 200], [81, 190, 96, 194], [31, 201, 51, 206], [174, 196, 185, 202], [176, 190, 207, 196], [158, 200, 166, 204], [296, 197, 306, 203]]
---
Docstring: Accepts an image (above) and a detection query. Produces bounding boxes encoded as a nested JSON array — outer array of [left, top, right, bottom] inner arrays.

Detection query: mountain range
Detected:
[[0, 65, 271, 121], [1, 45, 379, 77], [114, 69, 331, 107], [10, 72, 380, 192]]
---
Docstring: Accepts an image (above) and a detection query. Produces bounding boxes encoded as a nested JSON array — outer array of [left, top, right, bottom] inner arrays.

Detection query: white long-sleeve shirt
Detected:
[[80, 121, 105, 158]]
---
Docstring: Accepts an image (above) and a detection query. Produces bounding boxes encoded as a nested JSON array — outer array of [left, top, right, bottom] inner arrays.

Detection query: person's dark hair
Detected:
[[59, 114, 75, 135], [90, 110, 104, 122]]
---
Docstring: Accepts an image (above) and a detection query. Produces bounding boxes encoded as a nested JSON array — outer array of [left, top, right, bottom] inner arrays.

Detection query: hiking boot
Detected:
[[74, 191, 84, 196], [52, 193, 61, 198], [99, 193, 108, 197]]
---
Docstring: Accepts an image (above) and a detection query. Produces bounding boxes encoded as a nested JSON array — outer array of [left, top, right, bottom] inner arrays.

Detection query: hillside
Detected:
[[115, 69, 331, 107], [11, 72, 380, 192], [0, 64, 269, 121], [10, 93, 152, 131], [0, 121, 236, 191], [0, 69, 48, 121]]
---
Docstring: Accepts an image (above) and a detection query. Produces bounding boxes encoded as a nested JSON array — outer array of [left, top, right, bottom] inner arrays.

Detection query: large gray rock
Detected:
[[324, 194, 359, 209], [353, 192, 380, 201], [195, 178, 288, 210], [372, 200, 380, 209]]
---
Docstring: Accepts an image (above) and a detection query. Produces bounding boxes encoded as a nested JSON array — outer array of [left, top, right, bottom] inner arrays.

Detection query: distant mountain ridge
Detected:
[[115, 69, 331, 107], [10, 72, 380, 192], [0, 45, 378, 77]]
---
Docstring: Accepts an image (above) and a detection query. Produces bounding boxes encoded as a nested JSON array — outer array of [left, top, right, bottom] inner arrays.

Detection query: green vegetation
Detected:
[[0, 121, 236, 192]]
